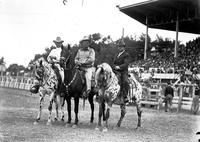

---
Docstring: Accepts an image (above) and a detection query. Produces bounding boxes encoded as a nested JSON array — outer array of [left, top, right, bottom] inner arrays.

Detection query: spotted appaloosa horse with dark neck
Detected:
[[30, 57, 60, 126], [95, 63, 142, 132], [60, 46, 96, 128]]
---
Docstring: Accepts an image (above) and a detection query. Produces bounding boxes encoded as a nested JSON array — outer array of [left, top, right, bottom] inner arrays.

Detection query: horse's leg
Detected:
[[164, 98, 168, 112], [66, 96, 71, 124], [102, 104, 110, 132], [34, 92, 44, 125], [88, 91, 94, 123], [54, 94, 60, 121], [116, 104, 126, 127], [46, 91, 55, 126], [95, 102, 103, 130], [60, 96, 65, 121], [135, 100, 142, 128], [73, 96, 79, 128], [102, 102, 106, 122]]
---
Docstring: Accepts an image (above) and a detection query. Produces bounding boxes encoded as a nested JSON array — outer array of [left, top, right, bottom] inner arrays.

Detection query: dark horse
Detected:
[[60, 46, 96, 127]]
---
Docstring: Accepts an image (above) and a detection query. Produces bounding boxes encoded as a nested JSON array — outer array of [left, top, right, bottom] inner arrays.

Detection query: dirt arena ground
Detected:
[[0, 87, 199, 142]]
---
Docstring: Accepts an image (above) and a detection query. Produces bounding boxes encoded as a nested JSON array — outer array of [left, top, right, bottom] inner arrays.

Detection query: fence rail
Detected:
[[0, 76, 35, 91], [141, 83, 199, 112], [0, 76, 199, 113]]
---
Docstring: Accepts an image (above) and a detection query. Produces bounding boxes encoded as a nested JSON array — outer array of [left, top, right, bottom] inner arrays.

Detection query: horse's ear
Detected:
[[39, 60, 43, 66], [67, 44, 71, 50], [100, 67, 104, 74]]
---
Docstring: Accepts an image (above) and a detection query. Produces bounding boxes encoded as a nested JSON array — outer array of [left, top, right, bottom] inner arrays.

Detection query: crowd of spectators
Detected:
[[130, 37, 200, 75]]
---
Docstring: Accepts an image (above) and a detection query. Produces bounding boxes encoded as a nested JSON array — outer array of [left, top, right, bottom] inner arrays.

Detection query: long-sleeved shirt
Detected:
[[75, 47, 95, 67], [47, 48, 62, 63]]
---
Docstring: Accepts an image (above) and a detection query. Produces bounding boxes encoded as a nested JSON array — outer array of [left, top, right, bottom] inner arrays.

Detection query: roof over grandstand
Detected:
[[119, 0, 200, 34]]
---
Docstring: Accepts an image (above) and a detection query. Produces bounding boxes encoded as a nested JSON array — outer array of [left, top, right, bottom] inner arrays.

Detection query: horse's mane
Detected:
[[95, 63, 114, 87], [61, 45, 76, 68]]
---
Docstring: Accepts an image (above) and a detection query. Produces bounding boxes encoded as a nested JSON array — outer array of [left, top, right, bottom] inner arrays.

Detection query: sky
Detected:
[[0, 0, 199, 67]]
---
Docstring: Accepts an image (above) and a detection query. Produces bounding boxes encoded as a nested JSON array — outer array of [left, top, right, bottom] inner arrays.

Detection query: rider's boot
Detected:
[[124, 96, 129, 104]]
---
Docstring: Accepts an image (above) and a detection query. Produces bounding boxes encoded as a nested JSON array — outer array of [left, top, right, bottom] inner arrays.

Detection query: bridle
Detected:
[[60, 53, 81, 94], [96, 67, 109, 88], [60, 53, 71, 70]]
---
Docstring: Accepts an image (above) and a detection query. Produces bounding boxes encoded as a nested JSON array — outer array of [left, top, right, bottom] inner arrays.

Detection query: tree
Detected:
[[151, 35, 175, 57], [91, 33, 101, 41], [7, 64, 26, 76], [29, 46, 56, 65]]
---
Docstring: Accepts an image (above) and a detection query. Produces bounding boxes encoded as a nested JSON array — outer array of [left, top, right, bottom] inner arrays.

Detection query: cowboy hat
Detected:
[[53, 37, 64, 43], [80, 35, 91, 43]]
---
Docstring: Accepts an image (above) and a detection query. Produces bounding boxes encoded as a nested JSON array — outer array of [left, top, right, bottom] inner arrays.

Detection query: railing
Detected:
[[0, 76, 199, 113], [0, 76, 35, 91], [141, 82, 199, 112]]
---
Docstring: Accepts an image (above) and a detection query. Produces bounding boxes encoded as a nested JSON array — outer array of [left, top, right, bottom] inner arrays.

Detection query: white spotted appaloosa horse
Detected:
[[95, 63, 142, 132], [30, 57, 60, 126]]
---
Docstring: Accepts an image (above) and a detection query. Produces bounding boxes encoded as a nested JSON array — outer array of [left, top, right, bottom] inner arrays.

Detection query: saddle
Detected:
[[113, 70, 122, 85], [77, 67, 96, 99], [77, 67, 95, 87]]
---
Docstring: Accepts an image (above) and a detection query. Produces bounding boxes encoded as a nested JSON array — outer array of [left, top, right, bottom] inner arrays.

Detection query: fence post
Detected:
[[177, 85, 183, 112], [191, 85, 196, 112], [157, 85, 163, 110]]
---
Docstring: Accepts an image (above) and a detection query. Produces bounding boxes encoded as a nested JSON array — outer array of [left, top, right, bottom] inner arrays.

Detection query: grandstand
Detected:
[[121, 0, 200, 112]]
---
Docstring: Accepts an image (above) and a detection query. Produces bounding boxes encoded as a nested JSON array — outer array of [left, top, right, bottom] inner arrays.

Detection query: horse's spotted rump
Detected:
[[95, 63, 142, 130], [35, 58, 58, 93], [96, 63, 142, 106], [128, 73, 142, 102]]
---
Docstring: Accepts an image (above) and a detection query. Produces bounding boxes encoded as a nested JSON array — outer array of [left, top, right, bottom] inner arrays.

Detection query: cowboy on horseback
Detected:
[[113, 38, 130, 103], [47, 37, 65, 92], [74, 36, 95, 97]]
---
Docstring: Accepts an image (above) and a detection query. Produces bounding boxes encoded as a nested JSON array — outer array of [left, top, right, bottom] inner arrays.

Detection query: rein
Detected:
[[64, 69, 78, 88], [61, 54, 71, 70], [62, 56, 79, 94]]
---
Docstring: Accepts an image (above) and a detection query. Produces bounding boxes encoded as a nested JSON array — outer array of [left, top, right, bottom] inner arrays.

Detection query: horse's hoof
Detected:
[[116, 123, 121, 128], [54, 118, 58, 121], [46, 121, 52, 126], [89, 122, 93, 126], [72, 124, 77, 129], [33, 121, 38, 125], [113, 126, 118, 130], [61, 118, 65, 122], [65, 123, 71, 127], [102, 127, 108, 132], [134, 126, 142, 131], [95, 127, 100, 131]]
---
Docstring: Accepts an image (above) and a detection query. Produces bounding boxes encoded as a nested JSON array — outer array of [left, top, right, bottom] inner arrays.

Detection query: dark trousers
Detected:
[[164, 94, 173, 112], [113, 70, 129, 98], [120, 72, 129, 98]]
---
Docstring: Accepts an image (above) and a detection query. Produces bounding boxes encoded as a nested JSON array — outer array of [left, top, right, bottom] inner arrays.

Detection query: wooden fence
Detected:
[[0, 76, 199, 113], [0, 76, 35, 91], [140, 82, 199, 112]]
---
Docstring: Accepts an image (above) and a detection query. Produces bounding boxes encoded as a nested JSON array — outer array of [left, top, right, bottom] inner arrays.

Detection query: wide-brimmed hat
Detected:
[[80, 36, 91, 43], [53, 37, 64, 43]]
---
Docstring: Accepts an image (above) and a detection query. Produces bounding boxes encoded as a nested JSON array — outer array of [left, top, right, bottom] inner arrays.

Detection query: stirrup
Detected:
[[82, 90, 90, 99], [124, 98, 129, 103]]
